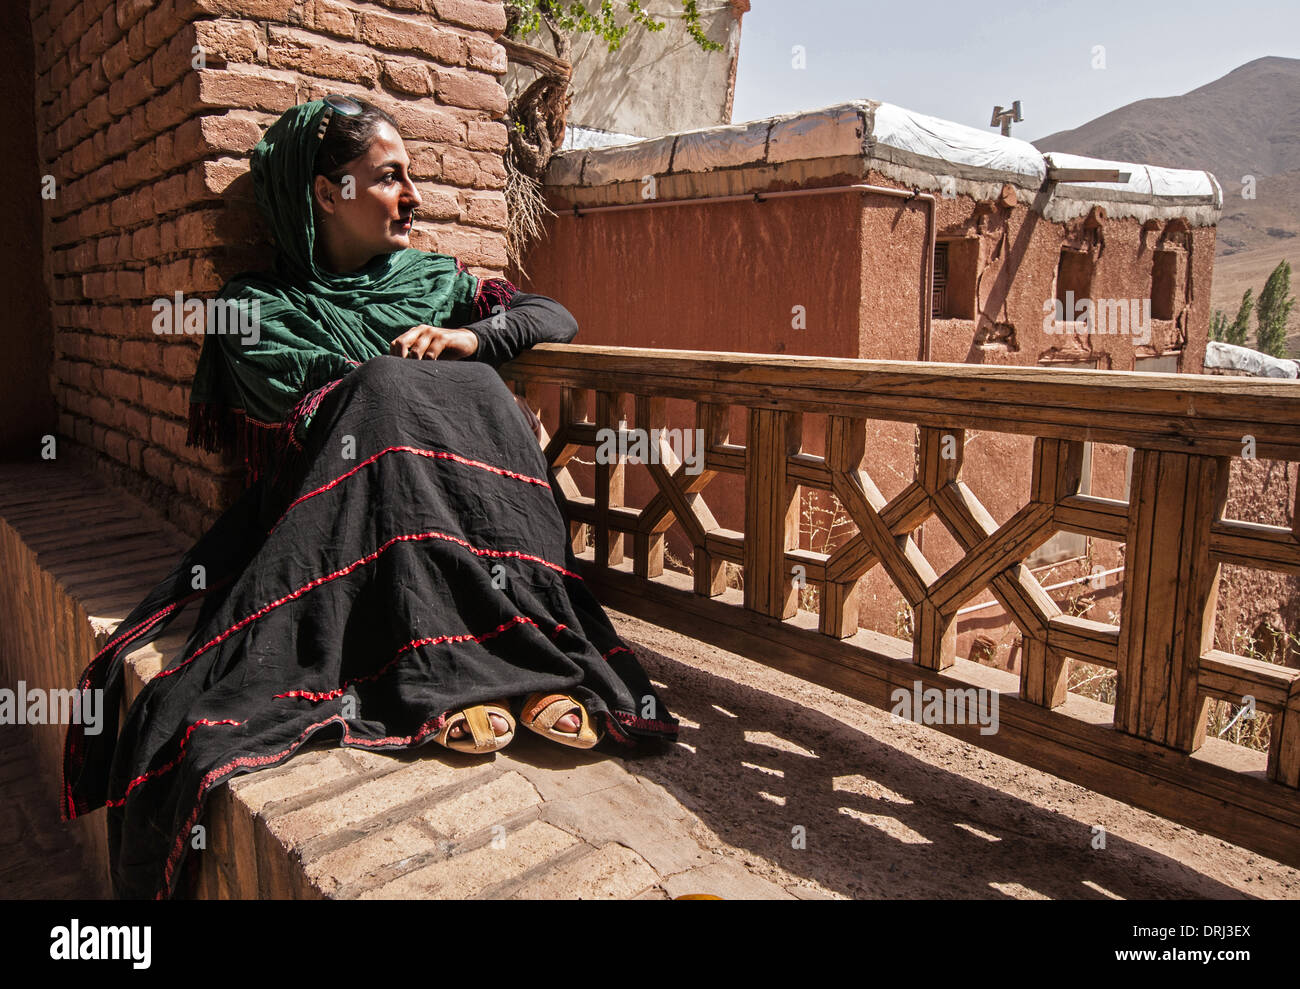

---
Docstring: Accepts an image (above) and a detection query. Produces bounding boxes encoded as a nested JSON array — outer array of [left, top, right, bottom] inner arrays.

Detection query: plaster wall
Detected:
[[504, 0, 747, 140]]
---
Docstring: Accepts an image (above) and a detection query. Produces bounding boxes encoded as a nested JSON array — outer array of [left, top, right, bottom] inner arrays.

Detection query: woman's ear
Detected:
[[312, 174, 338, 216]]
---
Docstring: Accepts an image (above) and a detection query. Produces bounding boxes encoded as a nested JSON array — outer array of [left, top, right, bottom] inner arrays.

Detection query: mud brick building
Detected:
[[516, 101, 1248, 665]]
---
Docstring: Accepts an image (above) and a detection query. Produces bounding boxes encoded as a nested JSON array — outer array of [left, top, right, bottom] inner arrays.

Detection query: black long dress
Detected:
[[61, 290, 680, 899]]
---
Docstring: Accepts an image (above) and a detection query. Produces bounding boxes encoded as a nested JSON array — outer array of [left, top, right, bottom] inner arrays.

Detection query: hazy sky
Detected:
[[731, 0, 1300, 142]]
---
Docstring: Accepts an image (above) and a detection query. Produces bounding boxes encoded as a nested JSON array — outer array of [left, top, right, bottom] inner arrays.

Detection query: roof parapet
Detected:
[[546, 99, 1222, 226]]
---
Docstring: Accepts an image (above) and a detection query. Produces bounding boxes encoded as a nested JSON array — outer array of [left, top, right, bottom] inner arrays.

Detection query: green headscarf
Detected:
[[186, 99, 482, 483]]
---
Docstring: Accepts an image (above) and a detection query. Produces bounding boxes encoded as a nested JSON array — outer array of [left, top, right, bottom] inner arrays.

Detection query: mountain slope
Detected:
[[1034, 56, 1300, 184]]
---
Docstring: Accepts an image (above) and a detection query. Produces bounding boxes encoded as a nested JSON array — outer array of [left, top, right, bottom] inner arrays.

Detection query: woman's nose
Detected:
[[403, 179, 422, 209]]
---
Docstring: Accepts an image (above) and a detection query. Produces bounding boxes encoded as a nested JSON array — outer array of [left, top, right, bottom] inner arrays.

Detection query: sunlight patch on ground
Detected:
[[758, 791, 787, 806], [743, 731, 817, 758], [832, 774, 912, 804], [712, 704, 738, 718], [838, 807, 931, 843], [988, 881, 1050, 900], [1081, 879, 1123, 899], [953, 822, 1002, 842]]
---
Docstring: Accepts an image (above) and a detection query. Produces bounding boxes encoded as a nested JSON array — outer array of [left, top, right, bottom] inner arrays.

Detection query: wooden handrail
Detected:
[[509, 344, 1300, 459]]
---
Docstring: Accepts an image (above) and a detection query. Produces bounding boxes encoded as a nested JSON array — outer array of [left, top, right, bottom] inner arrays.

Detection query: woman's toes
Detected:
[[556, 710, 581, 733], [448, 711, 510, 739]]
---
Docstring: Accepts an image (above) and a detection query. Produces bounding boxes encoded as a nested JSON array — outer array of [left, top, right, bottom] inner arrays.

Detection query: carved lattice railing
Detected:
[[501, 345, 1300, 867]]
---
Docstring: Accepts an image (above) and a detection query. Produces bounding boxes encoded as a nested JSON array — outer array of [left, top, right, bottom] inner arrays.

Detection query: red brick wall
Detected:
[[32, 0, 511, 536]]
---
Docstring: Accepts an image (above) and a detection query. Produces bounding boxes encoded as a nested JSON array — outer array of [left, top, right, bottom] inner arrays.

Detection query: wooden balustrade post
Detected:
[[1021, 437, 1084, 708], [1274, 481, 1300, 786], [1115, 450, 1228, 750], [694, 402, 730, 596], [558, 386, 590, 554], [912, 602, 956, 672], [1272, 693, 1300, 788], [632, 395, 666, 579], [822, 416, 867, 637], [744, 408, 801, 619], [912, 425, 961, 670], [594, 391, 626, 567]]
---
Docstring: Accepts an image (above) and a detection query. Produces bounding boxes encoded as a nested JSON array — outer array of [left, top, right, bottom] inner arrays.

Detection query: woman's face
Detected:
[[312, 120, 422, 271]]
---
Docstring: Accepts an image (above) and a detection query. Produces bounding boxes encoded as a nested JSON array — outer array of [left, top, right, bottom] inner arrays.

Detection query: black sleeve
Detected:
[[460, 290, 579, 369]]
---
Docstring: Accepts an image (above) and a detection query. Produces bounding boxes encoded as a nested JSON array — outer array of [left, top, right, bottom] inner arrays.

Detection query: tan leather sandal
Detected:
[[433, 699, 515, 754], [519, 692, 601, 749]]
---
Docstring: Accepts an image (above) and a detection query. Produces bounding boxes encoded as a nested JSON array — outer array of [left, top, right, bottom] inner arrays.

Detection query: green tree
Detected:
[[509, 0, 721, 54], [1210, 308, 1228, 342], [502, 2, 722, 181], [1254, 259, 1296, 358], [500, 2, 724, 270], [1225, 288, 1254, 346]]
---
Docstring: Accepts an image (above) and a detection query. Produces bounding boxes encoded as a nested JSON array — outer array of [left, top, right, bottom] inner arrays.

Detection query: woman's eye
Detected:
[[381, 173, 397, 184]]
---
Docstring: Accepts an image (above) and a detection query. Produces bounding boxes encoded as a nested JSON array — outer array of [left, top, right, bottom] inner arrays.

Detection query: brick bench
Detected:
[[0, 462, 803, 899]]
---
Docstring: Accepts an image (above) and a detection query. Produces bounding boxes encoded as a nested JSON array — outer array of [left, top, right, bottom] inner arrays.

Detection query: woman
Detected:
[[61, 96, 680, 900]]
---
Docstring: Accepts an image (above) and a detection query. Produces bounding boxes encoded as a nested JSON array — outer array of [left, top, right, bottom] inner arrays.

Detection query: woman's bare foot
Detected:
[[447, 712, 512, 740], [447, 710, 580, 738], [549, 708, 582, 734], [446, 706, 579, 740]]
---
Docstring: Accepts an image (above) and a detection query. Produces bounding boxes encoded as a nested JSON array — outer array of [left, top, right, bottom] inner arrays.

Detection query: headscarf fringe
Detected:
[[472, 277, 518, 323], [186, 401, 288, 489], [266, 378, 345, 487]]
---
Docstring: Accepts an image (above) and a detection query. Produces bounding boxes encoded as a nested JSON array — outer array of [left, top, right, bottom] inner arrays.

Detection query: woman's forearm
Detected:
[[461, 291, 579, 368]]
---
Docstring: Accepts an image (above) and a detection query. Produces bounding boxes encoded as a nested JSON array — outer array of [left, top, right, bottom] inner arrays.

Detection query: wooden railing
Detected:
[[501, 346, 1300, 867]]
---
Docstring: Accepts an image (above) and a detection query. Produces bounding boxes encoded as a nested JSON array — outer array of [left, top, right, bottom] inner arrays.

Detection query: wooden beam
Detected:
[[1056, 494, 1128, 541], [1048, 615, 1120, 667], [1047, 166, 1132, 183], [1031, 437, 1084, 504], [1209, 519, 1300, 575], [928, 501, 1054, 614], [1019, 637, 1067, 709], [825, 481, 930, 582]]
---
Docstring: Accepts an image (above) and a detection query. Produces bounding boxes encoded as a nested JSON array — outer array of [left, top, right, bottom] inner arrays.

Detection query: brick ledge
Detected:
[[0, 461, 807, 900]]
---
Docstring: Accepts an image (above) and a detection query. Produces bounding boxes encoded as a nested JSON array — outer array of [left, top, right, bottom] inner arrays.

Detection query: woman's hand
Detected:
[[389, 325, 479, 360]]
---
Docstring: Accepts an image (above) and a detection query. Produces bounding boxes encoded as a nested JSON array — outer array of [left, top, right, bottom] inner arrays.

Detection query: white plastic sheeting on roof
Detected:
[[869, 102, 1045, 181], [1043, 152, 1221, 204], [546, 99, 1224, 221], [1205, 341, 1300, 378], [561, 125, 643, 151]]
